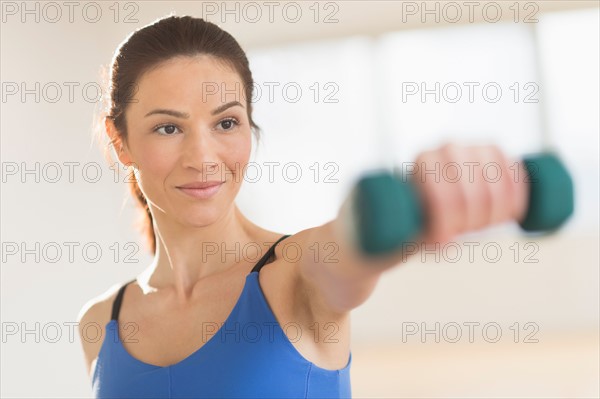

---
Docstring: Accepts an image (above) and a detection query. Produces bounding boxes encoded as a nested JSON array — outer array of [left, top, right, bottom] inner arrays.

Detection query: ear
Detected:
[[105, 117, 133, 167]]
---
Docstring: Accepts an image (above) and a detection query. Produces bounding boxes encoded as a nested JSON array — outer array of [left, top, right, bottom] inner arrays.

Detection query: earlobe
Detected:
[[105, 117, 133, 167]]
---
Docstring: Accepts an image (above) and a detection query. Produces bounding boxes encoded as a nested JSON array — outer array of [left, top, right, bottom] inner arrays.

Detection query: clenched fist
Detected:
[[342, 142, 571, 257], [411, 143, 529, 244]]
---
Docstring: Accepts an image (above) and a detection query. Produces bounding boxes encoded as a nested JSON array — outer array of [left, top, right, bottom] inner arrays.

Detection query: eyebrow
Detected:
[[144, 101, 244, 118]]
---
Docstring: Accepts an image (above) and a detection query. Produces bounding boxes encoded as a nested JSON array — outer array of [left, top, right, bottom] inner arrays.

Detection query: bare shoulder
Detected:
[[263, 228, 351, 370], [258, 229, 314, 318], [270, 227, 347, 320], [76, 282, 126, 379], [264, 226, 349, 324]]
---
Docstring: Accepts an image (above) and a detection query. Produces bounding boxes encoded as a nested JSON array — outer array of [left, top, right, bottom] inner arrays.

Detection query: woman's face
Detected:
[[117, 55, 252, 226]]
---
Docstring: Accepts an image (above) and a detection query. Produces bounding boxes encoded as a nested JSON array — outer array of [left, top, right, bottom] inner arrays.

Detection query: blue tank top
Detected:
[[92, 235, 352, 398]]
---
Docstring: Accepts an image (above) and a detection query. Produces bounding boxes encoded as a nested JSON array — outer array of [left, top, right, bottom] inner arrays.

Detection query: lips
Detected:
[[176, 181, 224, 200], [177, 181, 224, 189]]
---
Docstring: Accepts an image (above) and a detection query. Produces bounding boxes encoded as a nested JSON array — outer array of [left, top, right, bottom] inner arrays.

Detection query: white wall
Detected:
[[1, 2, 598, 398]]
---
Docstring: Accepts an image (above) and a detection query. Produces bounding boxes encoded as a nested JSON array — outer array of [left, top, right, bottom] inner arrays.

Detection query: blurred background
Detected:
[[1, 1, 598, 397]]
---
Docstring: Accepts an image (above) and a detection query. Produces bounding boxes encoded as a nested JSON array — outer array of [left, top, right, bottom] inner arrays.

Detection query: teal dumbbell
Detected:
[[350, 152, 574, 256]]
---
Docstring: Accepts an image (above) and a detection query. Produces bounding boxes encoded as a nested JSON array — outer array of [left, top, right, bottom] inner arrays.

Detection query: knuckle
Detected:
[[440, 142, 459, 156]]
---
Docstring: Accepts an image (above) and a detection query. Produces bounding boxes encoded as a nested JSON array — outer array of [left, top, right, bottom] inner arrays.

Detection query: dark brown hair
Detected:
[[94, 14, 261, 256]]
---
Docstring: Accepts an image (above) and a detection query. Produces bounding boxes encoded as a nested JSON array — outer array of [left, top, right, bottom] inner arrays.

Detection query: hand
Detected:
[[412, 143, 529, 244]]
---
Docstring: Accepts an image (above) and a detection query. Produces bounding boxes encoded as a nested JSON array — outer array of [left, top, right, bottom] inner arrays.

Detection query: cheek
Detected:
[[133, 143, 175, 195], [226, 134, 252, 173]]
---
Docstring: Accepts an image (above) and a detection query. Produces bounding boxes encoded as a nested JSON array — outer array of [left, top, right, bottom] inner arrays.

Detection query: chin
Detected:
[[178, 208, 222, 227]]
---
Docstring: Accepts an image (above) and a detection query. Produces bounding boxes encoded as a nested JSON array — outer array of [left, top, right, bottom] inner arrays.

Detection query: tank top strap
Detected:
[[111, 279, 136, 321], [250, 234, 291, 274]]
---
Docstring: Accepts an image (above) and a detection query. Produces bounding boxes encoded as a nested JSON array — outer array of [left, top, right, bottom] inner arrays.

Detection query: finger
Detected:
[[476, 145, 513, 227], [414, 145, 466, 243], [440, 143, 488, 233], [512, 159, 530, 223]]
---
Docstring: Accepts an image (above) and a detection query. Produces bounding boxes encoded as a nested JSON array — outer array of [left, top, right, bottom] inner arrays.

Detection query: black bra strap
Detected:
[[250, 234, 291, 274], [111, 279, 135, 321]]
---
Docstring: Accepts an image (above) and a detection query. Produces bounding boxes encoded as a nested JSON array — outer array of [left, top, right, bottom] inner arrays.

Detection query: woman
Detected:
[[78, 15, 527, 398]]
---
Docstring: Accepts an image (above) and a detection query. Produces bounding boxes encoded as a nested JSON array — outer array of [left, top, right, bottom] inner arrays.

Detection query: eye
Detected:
[[217, 117, 240, 132], [153, 124, 181, 136]]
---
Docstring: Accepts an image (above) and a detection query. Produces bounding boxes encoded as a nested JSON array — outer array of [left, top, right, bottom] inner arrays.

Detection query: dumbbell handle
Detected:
[[349, 152, 574, 256]]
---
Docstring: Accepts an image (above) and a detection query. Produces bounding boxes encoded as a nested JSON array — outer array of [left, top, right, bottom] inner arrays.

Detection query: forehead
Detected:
[[132, 55, 246, 110]]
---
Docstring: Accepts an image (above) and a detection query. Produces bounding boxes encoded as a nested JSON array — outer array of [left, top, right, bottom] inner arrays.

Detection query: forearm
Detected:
[[298, 146, 570, 316], [300, 189, 409, 314]]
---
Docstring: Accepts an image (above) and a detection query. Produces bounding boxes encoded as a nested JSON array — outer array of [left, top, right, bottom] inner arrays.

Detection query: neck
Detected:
[[138, 204, 259, 304]]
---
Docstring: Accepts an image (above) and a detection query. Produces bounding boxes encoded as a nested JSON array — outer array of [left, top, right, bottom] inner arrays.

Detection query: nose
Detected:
[[180, 129, 221, 177]]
